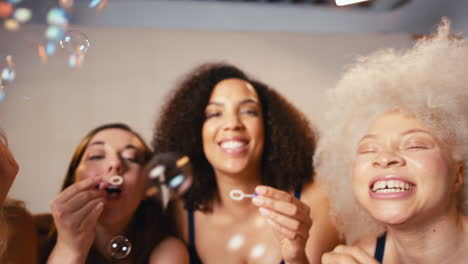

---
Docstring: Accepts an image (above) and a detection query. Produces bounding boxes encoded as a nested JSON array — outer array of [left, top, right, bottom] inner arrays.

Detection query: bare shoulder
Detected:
[[173, 198, 189, 243], [148, 236, 189, 264]]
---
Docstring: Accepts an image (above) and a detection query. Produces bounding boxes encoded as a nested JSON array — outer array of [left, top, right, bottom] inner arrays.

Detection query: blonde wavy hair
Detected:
[[314, 18, 468, 243]]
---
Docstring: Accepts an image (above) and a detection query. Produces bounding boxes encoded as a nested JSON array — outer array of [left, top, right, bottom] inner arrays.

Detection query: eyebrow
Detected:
[[359, 128, 433, 143], [206, 98, 259, 107], [88, 141, 139, 150]]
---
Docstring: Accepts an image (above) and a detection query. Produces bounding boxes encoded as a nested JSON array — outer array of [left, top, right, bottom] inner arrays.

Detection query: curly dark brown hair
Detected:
[[152, 62, 316, 212]]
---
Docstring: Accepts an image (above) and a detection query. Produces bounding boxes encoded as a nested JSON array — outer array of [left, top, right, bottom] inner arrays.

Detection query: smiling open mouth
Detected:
[[371, 180, 416, 193]]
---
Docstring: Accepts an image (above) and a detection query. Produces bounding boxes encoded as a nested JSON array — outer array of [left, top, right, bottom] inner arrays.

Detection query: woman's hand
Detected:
[[252, 185, 312, 264], [322, 245, 379, 264], [0, 140, 19, 205], [48, 176, 105, 264]]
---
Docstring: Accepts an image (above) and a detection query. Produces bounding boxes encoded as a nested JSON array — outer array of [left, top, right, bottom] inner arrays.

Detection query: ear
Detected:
[[454, 162, 464, 192]]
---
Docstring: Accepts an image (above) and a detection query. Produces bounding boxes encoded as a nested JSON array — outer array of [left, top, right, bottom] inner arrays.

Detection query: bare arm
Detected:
[[302, 181, 342, 263]]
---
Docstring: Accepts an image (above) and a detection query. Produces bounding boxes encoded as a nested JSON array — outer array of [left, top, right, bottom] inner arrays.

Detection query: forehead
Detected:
[[87, 128, 144, 150], [209, 78, 259, 101], [367, 111, 429, 135]]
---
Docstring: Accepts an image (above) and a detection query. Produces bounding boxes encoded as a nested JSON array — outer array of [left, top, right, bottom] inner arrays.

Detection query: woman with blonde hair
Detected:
[[317, 18, 468, 263]]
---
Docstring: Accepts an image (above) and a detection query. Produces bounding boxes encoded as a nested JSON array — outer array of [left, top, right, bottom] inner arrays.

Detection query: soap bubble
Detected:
[[0, 2, 13, 19], [8, 0, 23, 4], [45, 25, 65, 41], [13, 8, 32, 23], [45, 41, 57, 56], [144, 152, 193, 209], [68, 52, 84, 69], [4, 19, 19, 31], [1, 55, 15, 83], [89, 0, 108, 10], [60, 30, 90, 54], [108, 235, 132, 259], [59, 0, 75, 9], [47, 8, 68, 26], [1, 67, 15, 83]]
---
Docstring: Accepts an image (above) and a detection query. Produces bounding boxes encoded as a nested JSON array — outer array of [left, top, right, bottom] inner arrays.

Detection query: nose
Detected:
[[107, 154, 125, 175], [372, 150, 405, 168], [223, 112, 244, 131]]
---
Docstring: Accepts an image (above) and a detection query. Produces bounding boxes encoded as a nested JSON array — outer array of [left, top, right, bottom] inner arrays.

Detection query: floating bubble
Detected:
[[108, 235, 132, 259], [59, 0, 75, 9], [4, 19, 19, 31], [13, 8, 32, 23], [45, 41, 57, 56], [47, 8, 68, 26], [60, 30, 90, 54], [1, 67, 15, 83], [8, 0, 23, 4], [45, 25, 65, 41], [37, 43, 48, 64], [144, 153, 193, 209], [0, 2, 13, 19], [68, 52, 84, 69], [5, 55, 14, 68], [89, 0, 108, 10]]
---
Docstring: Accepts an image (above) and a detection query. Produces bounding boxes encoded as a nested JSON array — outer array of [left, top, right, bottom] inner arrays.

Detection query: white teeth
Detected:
[[372, 180, 414, 193], [220, 140, 246, 150]]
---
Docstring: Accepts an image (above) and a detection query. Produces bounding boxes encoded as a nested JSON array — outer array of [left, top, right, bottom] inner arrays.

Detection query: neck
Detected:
[[387, 207, 468, 264], [213, 167, 262, 218]]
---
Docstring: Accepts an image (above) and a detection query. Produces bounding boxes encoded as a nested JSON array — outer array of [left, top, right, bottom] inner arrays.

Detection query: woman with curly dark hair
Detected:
[[153, 63, 340, 264]]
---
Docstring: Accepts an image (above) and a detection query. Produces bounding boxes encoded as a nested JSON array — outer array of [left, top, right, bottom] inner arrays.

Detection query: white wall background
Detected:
[[0, 24, 413, 213], [2, 0, 465, 214]]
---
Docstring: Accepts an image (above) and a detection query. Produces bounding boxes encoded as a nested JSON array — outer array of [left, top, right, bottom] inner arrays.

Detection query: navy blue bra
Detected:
[[188, 187, 302, 264], [374, 232, 387, 263]]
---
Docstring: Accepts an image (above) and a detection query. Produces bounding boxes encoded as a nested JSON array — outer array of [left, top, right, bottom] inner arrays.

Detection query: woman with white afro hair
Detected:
[[316, 18, 468, 264]]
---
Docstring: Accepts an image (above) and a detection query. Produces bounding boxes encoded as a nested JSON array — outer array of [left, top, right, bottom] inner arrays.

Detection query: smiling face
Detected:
[[202, 78, 265, 178], [74, 128, 147, 224], [352, 111, 463, 225]]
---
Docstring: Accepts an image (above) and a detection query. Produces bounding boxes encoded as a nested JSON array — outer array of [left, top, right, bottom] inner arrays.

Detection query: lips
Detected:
[[218, 138, 249, 154]]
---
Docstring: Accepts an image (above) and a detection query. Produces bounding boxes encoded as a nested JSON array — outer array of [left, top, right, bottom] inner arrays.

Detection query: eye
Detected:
[[123, 156, 139, 163], [205, 111, 221, 119], [357, 144, 378, 154], [402, 138, 434, 151], [241, 109, 259, 116], [405, 143, 428, 150], [88, 155, 104, 161], [121, 151, 140, 164]]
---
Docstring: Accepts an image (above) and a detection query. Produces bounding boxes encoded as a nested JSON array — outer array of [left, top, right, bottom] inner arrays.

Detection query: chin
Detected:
[[216, 162, 251, 175], [369, 208, 412, 225]]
